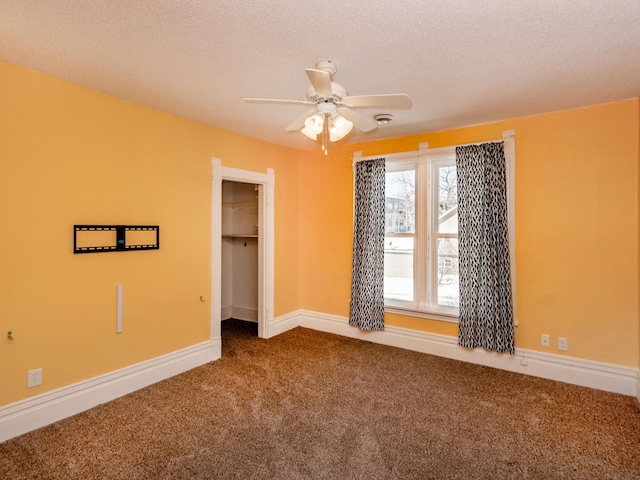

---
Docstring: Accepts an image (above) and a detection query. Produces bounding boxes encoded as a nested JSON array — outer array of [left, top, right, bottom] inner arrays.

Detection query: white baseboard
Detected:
[[290, 310, 638, 398], [232, 306, 257, 322], [222, 305, 258, 322], [0, 340, 219, 443], [266, 310, 301, 338]]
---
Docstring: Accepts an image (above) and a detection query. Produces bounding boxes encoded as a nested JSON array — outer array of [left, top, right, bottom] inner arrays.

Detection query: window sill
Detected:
[[384, 306, 459, 324]]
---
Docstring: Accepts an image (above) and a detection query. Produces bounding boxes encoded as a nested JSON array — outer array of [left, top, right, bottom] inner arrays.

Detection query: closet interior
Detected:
[[221, 181, 259, 323]]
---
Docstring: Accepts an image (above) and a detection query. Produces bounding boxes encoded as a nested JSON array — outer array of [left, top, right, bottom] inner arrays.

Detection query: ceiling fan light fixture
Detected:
[[301, 113, 324, 140], [374, 113, 394, 125], [329, 114, 353, 141]]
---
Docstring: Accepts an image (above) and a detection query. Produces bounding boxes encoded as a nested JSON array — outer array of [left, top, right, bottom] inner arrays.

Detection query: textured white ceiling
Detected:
[[1, 1, 639, 150]]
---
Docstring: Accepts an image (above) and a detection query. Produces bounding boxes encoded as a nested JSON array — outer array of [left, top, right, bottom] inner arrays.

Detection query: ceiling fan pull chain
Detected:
[[323, 113, 329, 155]]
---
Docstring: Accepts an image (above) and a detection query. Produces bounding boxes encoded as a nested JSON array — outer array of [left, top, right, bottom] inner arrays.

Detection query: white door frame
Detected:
[[211, 158, 275, 345]]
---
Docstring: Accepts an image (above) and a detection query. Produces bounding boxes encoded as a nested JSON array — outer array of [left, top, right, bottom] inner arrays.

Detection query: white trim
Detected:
[[384, 306, 458, 323], [352, 150, 418, 166], [230, 306, 258, 322], [211, 159, 275, 340], [503, 130, 517, 321], [284, 310, 638, 397], [0, 341, 218, 443], [637, 370, 640, 403], [221, 304, 232, 321], [221, 305, 262, 323], [268, 310, 301, 337], [211, 158, 224, 343], [351, 150, 362, 167]]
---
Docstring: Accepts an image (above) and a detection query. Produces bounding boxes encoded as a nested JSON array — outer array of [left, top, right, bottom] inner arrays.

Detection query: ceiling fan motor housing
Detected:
[[306, 82, 348, 103], [316, 102, 337, 116]]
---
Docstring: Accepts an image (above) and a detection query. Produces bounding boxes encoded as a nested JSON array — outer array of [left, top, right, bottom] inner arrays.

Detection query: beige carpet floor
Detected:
[[1, 319, 639, 479]]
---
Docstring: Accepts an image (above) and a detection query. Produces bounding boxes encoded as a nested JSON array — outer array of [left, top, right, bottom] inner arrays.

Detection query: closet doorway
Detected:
[[211, 159, 274, 347], [221, 181, 259, 325]]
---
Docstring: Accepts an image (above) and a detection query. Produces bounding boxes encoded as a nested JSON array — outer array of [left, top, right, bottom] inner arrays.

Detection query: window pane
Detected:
[[384, 237, 414, 302], [437, 166, 457, 234], [385, 170, 415, 234], [436, 237, 459, 307]]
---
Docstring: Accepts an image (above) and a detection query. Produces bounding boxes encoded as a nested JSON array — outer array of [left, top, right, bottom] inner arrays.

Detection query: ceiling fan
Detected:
[[243, 60, 412, 153]]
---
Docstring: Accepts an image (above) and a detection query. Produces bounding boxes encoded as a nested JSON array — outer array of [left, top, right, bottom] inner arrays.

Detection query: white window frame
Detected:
[[353, 130, 516, 324]]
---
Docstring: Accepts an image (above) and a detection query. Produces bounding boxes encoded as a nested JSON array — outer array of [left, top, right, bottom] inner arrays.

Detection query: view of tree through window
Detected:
[[384, 169, 415, 302], [435, 165, 459, 308], [438, 166, 457, 214], [383, 159, 459, 311]]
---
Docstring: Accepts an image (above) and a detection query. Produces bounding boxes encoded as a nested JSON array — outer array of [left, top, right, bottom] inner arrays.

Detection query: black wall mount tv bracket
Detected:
[[74, 225, 160, 254]]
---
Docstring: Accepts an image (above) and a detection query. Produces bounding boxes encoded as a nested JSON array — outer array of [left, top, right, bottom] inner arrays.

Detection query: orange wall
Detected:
[[299, 99, 640, 367], [1, 60, 638, 407], [0, 61, 301, 405]]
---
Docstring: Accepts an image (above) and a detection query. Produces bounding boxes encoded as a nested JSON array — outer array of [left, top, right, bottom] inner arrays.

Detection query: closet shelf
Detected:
[[222, 234, 258, 238]]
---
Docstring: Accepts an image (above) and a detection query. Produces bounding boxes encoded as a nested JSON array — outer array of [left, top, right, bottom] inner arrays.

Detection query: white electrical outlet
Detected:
[[558, 337, 568, 351], [27, 368, 42, 388], [541, 334, 550, 347]]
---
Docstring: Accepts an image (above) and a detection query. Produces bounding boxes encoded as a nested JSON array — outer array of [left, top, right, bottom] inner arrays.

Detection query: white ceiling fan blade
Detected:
[[305, 69, 333, 96], [285, 108, 317, 131], [338, 107, 377, 133], [243, 97, 314, 106], [341, 94, 412, 109]]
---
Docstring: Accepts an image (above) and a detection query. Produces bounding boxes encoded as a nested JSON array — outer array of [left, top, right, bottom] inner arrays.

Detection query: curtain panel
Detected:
[[350, 158, 385, 331], [456, 142, 514, 354]]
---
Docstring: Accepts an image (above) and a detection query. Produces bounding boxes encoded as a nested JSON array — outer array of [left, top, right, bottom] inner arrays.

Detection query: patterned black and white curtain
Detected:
[[350, 158, 385, 331], [456, 142, 514, 354]]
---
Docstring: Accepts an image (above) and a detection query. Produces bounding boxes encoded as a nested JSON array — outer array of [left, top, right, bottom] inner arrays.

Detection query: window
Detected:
[[430, 154, 459, 311], [384, 167, 416, 303], [383, 149, 459, 317], [355, 132, 515, 323]]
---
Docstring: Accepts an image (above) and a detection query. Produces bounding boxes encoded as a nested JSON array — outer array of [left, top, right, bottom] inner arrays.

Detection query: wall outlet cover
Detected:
[[558, 337, 569, 351], [27, 368, 42, 388], [541, 334, 550, 347]]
